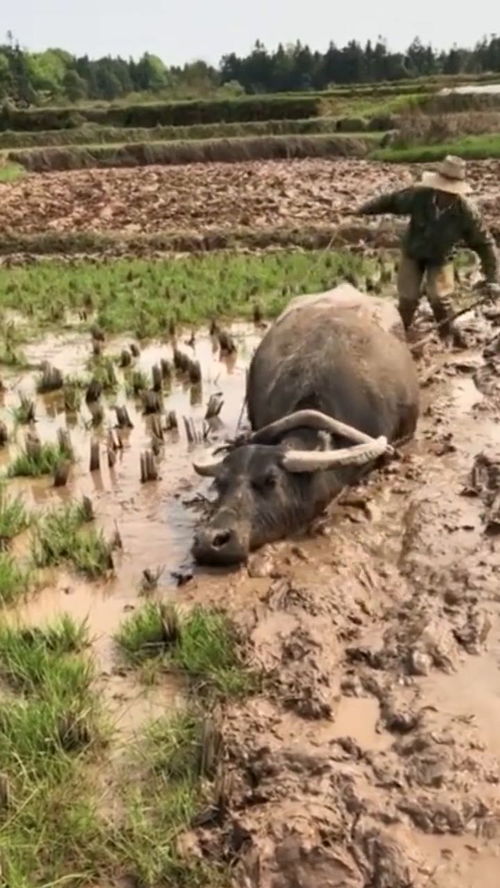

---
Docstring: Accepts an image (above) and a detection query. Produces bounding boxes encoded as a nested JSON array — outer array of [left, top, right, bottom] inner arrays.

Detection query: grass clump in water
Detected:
[[0, 484, 30, 546], [115, 602, 255, 696], [32, 499, 114, 578]]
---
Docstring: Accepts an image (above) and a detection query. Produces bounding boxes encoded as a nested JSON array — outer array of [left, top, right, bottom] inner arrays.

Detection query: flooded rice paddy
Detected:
[[0, 321, 263, 728], [2, 296, 500, 885]]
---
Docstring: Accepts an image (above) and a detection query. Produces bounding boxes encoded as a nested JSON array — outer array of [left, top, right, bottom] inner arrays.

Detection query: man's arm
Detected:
[[462, 201, 499, 283], [356, 187, 417, 216]]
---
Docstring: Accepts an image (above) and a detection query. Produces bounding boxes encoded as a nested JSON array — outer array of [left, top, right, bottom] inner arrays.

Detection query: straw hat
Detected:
[[419, 155, 472, 195]]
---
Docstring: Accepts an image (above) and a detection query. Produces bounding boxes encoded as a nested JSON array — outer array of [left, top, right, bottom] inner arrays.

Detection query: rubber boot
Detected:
[[398, 297, 419, 333], [432, 301, 468, 349]]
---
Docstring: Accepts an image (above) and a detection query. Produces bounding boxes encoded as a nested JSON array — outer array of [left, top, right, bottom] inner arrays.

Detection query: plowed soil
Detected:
[[1, 158, 500, 237]]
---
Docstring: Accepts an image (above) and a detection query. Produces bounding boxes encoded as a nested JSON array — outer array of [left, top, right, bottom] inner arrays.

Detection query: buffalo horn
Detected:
[[249, 409, 377, 446], [192, 449, 225, 477], [282, 436, 389, 473]]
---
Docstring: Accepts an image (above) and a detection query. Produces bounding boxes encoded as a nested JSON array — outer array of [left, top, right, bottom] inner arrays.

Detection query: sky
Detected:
[[5, 0, 499, 65]]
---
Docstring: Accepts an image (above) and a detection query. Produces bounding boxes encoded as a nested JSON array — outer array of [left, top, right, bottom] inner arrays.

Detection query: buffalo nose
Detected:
[[192, 526, 248, 565]]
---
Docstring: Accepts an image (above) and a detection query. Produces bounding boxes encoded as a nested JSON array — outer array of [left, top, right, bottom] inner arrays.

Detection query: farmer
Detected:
[[354, 155, 500, 346]]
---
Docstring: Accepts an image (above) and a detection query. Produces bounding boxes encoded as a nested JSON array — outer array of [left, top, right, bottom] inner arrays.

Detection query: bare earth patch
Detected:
[[1, 158, 500, 238]]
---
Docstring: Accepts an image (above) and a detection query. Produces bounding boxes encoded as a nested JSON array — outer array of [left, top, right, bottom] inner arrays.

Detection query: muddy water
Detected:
[[0, 322, 263, 693]]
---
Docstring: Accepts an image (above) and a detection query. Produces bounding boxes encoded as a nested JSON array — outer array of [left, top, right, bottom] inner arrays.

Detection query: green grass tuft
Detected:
[[0, 615, 108, 884], [114, 708, 228, 887], [0, 161, 24, 183], [0, 609, 229, 885], [32, 500, 114, 578], [0, 339, 27, 367], [7, 437, 74, 478], [0, 552, 31, 604], [0, 615, 89, 695], [115, 603, 255, 696]]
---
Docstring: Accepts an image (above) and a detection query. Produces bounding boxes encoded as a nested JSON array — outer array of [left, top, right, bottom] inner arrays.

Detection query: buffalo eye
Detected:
[[251, 472, 277, 493], [213, 473, 230, 494]]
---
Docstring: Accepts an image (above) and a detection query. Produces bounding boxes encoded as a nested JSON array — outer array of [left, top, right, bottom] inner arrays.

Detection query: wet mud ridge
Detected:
[[181, 315, 500, 887]]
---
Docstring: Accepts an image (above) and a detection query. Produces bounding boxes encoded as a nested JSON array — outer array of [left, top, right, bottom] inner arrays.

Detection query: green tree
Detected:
[[0, 51, 11, 98], [63, 68, 87, 101]]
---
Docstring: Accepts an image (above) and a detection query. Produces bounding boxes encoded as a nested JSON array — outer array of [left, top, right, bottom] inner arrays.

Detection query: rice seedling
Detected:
[[115, 603, 255, 696], [11, 392, 36, 424], [125, 368, 149, 397], [63, 381, 83, 413], [88, 355, 119, 392], [0, 250, 387, 335], [36, 360, 64, 393], [0, 484, 30, 546], [32, 500, 114, 578]]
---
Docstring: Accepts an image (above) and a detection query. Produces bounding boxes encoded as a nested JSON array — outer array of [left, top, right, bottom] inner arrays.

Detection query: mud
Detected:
[[3, 303, 500, 884], [1, 158, 500, 239], [172, 311, 500, 886]]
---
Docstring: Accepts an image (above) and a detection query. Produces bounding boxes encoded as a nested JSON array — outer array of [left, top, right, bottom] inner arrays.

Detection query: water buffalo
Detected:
[[192, 283, 419, 565]]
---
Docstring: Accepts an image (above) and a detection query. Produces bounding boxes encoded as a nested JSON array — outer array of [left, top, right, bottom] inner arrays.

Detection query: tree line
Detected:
[[1, 32, 500, 106]]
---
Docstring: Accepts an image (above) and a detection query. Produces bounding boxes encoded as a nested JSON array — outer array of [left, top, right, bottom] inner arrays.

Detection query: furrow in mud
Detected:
[[175, 312, 500, 886]]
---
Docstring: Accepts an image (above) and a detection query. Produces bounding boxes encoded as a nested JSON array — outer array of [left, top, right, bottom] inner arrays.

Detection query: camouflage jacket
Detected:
[[357, 187, 499, 282]]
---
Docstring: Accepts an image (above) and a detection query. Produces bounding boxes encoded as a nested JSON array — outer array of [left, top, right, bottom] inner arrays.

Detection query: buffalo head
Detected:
[[191, 410, 392, 566]]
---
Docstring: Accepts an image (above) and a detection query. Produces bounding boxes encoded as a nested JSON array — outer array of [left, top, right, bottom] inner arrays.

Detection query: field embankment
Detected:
[[375, 132, 500, 163], [0, 115, 395, 150], [0, 94, 321, 132], [9, 134, 374, 173]]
